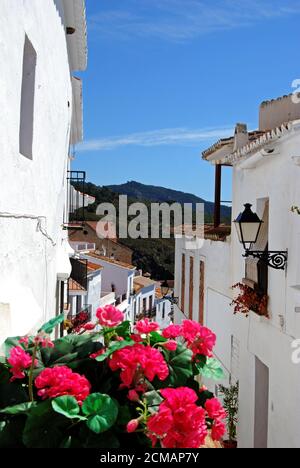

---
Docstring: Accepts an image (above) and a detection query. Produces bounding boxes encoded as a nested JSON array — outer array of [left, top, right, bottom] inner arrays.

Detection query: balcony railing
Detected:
[[65, 171, 86, 228], [69, 257, 88, 290]]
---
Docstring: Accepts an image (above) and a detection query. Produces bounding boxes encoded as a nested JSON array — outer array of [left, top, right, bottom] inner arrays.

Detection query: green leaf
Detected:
[[39, 314, 65, 335], [149, 331, 167, 345], [114, 321, 131, 340], [95, 340, 134, 362], [200, 358, 225, 380], [0, 402, 36, 415], [3, 336, 22, 356], [167, 344, 193, 386], [22, 400, 68, 448], [51, 396, 84, 420], [82, 393, 118, 434], [144, 390, 163, 412]]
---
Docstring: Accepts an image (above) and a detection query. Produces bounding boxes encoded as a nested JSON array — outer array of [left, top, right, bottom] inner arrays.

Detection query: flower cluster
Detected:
[[96, 305, 124, 328], [205, 398, 227, 441], [35, 366, 91, 405], [135, 319, 159, 334], [162, 321, 216, 358], [7, 346, 34, 381], [70, 311, 90, 333], [231, 283, 268, 317], [1, 307, 226, 449], [109, 343, 169, 388], [147, 388, 208, 448]]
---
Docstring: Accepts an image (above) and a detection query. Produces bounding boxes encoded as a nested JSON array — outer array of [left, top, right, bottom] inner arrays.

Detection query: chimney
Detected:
[[234, 123, 249, 152]]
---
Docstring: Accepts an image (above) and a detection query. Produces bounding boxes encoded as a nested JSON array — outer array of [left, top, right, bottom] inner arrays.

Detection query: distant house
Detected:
[[80, 252, 136, 319], [69, 221, 133, 264]]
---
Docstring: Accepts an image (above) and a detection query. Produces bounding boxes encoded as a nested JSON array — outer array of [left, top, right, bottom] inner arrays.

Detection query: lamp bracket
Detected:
[[243, 250, 288, 270]]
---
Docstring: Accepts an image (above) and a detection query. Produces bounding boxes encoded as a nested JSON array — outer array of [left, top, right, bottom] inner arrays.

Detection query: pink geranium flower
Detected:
[[7, 346, 34, 381], [163, 340, 178, 351], [181, 320, 216, 358], [147, 387, 208, 449], [211, 419, 226, 441], [162, 324, 182, 339], [96, 305, 124, 328], [135, 319, 159, 334], [205, 398, 227, 420], [35, 366, 90, 405], [109, 344, 169, 388]]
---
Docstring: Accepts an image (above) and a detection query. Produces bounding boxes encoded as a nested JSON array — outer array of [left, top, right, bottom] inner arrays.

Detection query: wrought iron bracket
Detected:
[[243, 250, 288, 270]]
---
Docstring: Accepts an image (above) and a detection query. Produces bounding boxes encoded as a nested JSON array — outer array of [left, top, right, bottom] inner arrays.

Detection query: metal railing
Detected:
[[69, 257, 88, 290], [65, 171, 86, 227]]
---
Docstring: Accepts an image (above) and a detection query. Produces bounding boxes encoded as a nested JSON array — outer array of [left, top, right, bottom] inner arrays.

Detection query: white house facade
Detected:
[[174, 94, 300, 448], [0, 0, 87, 345]]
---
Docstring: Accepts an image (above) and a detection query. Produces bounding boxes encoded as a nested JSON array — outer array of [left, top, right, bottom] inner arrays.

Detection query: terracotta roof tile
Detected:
[[87, 252, 136, 270]]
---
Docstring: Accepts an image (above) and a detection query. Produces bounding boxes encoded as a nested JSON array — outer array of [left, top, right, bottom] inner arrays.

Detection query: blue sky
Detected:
[[75, 0, 300, 202]]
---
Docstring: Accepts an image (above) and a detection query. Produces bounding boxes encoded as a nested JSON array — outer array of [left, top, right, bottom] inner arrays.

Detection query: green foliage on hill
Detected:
[[74, 181, 230, 280]]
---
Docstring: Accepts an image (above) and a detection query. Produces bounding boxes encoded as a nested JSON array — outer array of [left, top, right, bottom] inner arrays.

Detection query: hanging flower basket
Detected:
[[231, 283, 269, 318]]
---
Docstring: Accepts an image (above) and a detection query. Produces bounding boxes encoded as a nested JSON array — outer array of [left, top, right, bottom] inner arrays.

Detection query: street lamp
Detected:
[[234, 204, 288, 270]]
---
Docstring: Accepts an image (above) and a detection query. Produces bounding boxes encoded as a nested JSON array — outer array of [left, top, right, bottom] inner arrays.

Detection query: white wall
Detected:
[[230, 125, 300, 448], [174, 236, 233, 388], [0, 0, 73, 343], [156, 299, 172, 329], [82, 256, 134, 299], [87, 271, 102, 321], [174, 122, 300, 448]]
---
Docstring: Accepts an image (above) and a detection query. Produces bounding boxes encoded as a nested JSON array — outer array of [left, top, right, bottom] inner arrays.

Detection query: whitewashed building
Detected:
[[0, 0, 87, 344], [174, 94, 300, 448]]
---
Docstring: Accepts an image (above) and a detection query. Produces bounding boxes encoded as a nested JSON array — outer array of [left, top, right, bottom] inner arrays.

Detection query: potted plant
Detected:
[[219, 382, 239, 449], [0, 307, 228, 448], [231, 283, 268, 318]]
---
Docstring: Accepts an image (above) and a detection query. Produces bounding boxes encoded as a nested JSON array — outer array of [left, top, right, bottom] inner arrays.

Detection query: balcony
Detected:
[[64, 171, 95, 229], [69, 257, 88, 291], [67, 305, 92, 334]]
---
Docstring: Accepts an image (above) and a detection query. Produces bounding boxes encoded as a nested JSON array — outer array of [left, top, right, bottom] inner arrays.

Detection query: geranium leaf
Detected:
[[52, 396, 84, 420], [22, 400, 68, 448], [149, 331, 167, 345], [114, 321, 131, 339], [3, 336, 22, 356], [39, 314, 65, 335], [82, 393, 118, 434], [167, 344, 193, 386], [144, 390, 164, 412], [95, 340, 134, 362], [0, 402, 36, 415], [200, 358, 225, 380]]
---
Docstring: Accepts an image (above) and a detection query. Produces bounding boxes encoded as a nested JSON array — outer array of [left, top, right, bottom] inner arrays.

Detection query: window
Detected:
[[19, 35, 37, 159], [162, 302, 166, 320], [143, 298, 147, 313]]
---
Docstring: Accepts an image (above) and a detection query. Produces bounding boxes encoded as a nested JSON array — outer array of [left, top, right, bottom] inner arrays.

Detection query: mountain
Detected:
[[107, 181, 231, 220], [76, 181, 231, 280]]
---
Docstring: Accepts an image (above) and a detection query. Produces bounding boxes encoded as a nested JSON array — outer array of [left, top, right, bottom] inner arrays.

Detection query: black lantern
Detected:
[[234, 204, 263, 250], [234, 204, 288, 270]]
